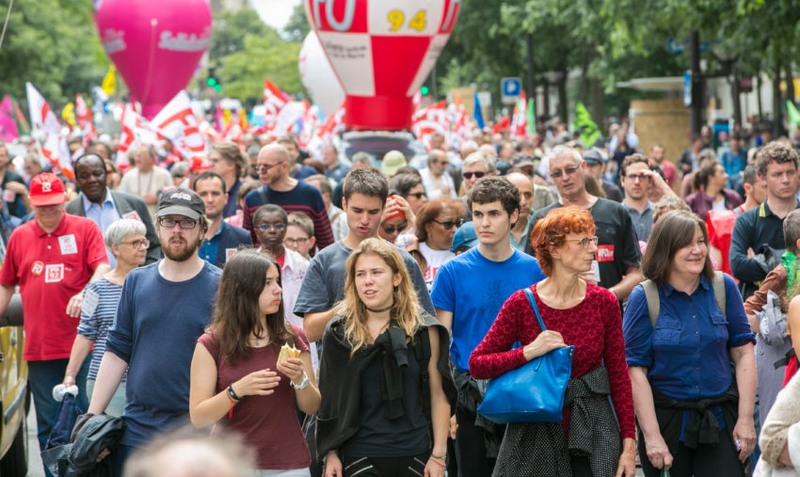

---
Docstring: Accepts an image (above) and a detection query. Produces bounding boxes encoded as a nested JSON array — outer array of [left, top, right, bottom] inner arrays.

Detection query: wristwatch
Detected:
[[290, 372, 310, 391]]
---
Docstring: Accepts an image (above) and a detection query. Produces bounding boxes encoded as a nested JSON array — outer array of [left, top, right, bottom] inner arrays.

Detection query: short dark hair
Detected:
[[73, 152, 105, 174], [253, 204, 287, 225], [343, 168, 389, 205], [389, 173, 423, 198], [467, 176, 519, 216], [193, 171, 227, 194], [620, 153, 649, 177], [693, 161, 721, 190], [756, 142, 799, 177], [642, 210, 713, 285]]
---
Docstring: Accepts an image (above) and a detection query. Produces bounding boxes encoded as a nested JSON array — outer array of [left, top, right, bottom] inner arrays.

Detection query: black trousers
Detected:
[[343, 453, 430, 477], [454, 408, 496, 477], [639, 427, 745, 477]]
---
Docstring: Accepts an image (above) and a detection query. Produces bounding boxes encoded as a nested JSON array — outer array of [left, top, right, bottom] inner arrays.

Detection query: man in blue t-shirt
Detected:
[[431, 176, 545, 477], [86, 188, 222, 473]]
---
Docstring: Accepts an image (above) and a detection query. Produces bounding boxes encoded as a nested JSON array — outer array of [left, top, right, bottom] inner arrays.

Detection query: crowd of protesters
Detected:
[[2, 113, 800, 477]]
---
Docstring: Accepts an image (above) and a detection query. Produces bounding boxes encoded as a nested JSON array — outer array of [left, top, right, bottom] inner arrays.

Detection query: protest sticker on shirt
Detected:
[[596, 244, 615, 263], [45, 264, 64, 283], [31, 260, 44, 276], [58, 234, 78, 255], [122, 211, 142, 222], [82, 288, 100, 317], [225, 248, 238, 262]]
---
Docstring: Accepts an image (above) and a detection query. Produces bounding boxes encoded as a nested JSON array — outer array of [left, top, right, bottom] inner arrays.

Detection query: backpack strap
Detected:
[[415, 327, 432, 422], [641, 280, 660, 328], [643, 272, 727, 329], [257, 186, 268, 206]]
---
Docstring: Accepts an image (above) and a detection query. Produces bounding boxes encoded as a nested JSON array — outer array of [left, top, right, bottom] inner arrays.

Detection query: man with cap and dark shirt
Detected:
[[66, 152, 161, 265], [86, 188, 222, 473], [0, 172, 110, 468], [583, 148, 623, 202]]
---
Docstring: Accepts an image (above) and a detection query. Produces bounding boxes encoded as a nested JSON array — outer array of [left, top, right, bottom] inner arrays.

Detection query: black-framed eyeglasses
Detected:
[[158, 218, 198, 229], [121, 239, 150, 249], [408, 192, 427, 199], [284, 237, 309, 246], [256, 161, 285, 173], [624, 173, 650, 182], [433, 219, 463, 230], [382, 222, 408, 235], [549, 165, 581, 180], [256, 222, 286, 232], [565, 236, 599, 248], [463, 171, 486, 180]]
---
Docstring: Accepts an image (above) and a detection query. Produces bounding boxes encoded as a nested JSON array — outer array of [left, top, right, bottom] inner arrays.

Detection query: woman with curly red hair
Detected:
[[470, 207, 636, 477]]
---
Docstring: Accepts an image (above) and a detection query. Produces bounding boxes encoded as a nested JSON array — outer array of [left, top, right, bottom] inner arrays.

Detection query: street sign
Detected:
[[501, 77, 522, 105], [683, 70, 692, 107]]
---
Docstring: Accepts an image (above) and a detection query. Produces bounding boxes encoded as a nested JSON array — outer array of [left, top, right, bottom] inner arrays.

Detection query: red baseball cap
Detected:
[[29, 172, 66, 206]]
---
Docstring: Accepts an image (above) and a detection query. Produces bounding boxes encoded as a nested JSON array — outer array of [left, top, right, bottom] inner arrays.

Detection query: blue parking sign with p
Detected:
[[502, 78, 521, 97]]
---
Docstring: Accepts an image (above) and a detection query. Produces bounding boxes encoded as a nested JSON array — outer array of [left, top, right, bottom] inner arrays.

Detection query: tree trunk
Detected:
[[773, 53, 784, 137], [757, 73, 764, 121], [731, 63, 742, 128], [558, 72, 568, 125]]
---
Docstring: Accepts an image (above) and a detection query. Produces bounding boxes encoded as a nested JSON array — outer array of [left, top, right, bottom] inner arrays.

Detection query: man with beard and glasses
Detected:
[[83, 188, 222, 474], [66, 152, 161, 266]]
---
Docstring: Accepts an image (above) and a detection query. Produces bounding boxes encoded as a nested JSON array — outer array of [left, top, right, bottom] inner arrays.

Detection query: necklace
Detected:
[[366, 303, 393, 313]]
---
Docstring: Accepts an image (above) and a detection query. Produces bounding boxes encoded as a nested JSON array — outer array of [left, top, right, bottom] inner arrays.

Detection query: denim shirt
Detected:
[[623, 273, 755, 401]]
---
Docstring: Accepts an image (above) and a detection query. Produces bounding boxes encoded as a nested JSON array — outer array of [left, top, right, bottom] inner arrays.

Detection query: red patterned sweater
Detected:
[[469, 283, 635, 439]]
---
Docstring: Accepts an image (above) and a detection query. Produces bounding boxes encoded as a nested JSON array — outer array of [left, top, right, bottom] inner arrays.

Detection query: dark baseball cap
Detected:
[[157, 188, 205, 219], [582, 148, 606, 165]]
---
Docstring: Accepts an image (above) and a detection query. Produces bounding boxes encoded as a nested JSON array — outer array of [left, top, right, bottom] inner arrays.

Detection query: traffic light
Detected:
[[207, 67, 222, 92], [420, 85, 430, 96]]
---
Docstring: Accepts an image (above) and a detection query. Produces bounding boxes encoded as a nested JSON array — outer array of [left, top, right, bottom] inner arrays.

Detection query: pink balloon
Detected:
[[305, 0, 461, 131], [96, 0, 212, 120]]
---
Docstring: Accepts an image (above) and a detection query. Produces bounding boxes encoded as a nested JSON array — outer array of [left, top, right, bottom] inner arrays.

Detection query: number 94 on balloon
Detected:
[[307, 0, 460, 36]]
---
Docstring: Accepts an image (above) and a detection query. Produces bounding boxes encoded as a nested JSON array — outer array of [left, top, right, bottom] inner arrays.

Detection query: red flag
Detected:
[[75, 94, 95, 145], [412, 100, 449, 150], [26, 83, 73, 179], [263, 79, 291, 131], [493, 116, 510, 134]]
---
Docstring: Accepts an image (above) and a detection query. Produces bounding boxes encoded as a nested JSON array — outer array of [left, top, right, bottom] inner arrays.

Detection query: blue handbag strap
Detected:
[[523, 287, 547, 332]]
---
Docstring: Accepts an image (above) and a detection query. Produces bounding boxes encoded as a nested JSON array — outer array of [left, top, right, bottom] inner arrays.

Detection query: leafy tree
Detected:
[[218, 31, 302, 100], [283, 3, 310, 43], [209, 8, 272, 60], [0, 0, 107, 105]]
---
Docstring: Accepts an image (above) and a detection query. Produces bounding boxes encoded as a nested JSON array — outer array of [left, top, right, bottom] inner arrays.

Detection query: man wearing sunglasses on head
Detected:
[[524, 145, 643, 304], [84, 188, 222, 474]]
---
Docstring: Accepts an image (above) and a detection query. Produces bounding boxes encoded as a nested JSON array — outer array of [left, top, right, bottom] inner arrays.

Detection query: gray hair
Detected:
[[462, 152, 496, 173], [105, 218, 147, 249], [546, 145, 582, 166]]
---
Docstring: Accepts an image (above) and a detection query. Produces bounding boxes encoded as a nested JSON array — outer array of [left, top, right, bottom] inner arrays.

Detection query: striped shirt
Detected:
[[242, 181, 334, 250], [78, 278, 126, 381]]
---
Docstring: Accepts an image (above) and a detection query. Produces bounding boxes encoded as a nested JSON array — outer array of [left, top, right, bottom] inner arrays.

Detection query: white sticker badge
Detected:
[[122, 211, 142, 222], [45, 264, 65, 283], [58, 234, 78, 255], [225, 248, 238, 262], [82, 288, 100, 317]]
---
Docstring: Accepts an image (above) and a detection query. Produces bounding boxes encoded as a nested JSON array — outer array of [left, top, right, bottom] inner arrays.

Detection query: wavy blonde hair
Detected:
[[335, 238, 422, 356]]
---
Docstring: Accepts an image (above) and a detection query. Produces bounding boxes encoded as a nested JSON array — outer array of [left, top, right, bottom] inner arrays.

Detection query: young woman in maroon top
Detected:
[[189, 251, 320, 474], [470, 207, 636, 477]]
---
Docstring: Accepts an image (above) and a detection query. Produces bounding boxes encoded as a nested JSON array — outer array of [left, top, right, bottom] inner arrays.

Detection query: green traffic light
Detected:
[[420, 85, 430, 95], [207, 78, 218, 87], [214, 84, 222, 92]]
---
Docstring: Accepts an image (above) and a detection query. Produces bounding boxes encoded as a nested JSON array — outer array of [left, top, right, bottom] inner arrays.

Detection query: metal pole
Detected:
[[689, 30, 704, 136], [526, 32, 535, 107]]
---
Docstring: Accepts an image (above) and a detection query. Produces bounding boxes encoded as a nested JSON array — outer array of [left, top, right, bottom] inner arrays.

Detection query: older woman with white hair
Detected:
[[60, 218, 149, 417]]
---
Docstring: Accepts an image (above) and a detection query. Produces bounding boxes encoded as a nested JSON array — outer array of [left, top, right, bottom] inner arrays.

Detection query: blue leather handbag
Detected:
[[477, 287, 574, 424]]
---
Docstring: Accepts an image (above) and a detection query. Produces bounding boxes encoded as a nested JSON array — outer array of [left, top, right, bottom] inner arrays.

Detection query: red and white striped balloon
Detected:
[[305, 0, 461, 131]]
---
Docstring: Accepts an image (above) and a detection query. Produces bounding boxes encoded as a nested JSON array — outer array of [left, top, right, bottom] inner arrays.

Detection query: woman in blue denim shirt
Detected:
[[623, 210, 756, 477]]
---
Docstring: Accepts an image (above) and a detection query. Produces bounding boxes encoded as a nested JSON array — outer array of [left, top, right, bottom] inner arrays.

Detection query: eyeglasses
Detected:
[[122, 239, 150, 249], [463, 171, 486, 180], [549, 165, 581, 180], [284, 237, 309, 246], [565, 236, 599, 248], [256, 222, 286, 232], [433, 219, 463, 230], [158, 218, 198, 229], [382, 222, 408, 235], [624, 173, 650, 182], [408, 192, 427, 199], [256, 161, 285, 173]]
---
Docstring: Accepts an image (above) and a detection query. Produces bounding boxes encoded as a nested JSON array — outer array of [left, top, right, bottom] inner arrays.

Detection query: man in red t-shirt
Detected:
[[0, 172, 109, 462]]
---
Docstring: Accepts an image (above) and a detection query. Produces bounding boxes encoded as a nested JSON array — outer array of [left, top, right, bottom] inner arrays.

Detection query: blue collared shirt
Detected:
[[199, 222, 224, 267], [83, 191, 120, 267], [623, 273, 755, 402]]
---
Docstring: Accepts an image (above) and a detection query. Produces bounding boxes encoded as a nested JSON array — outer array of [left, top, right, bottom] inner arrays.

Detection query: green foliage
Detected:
[[0, 0, 108, 105], [209, 9, 272, 60], [283, 3, 310, 43]]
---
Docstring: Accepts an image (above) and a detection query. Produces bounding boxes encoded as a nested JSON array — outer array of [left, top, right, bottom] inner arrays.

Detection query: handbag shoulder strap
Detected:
[[522, 287, 547, 332]]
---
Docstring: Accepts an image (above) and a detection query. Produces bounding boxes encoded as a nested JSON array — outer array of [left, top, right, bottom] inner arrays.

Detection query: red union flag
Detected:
[[151, 90, 207, 163], [26, 83, 74, 179], [116, 103, 158, 169], [263, 79, 291, 131], [75, 94, 96, 145], [412, 100, 449, 149], [306, 0, 461, 131]]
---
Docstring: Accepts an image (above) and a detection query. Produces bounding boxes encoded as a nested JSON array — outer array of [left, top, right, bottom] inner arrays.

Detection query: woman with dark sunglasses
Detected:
[[405, 199, 465, 291]]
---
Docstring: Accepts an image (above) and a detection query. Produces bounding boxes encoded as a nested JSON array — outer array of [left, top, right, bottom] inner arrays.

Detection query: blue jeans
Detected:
[[28, 357, 91, 477]]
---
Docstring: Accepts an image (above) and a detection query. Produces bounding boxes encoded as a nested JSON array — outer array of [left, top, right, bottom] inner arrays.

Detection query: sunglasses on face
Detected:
[[463, 171, 486, 180], [382, 222, 408, 235], [256, 222, 286, 232], [433, 219, 463, 230]]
